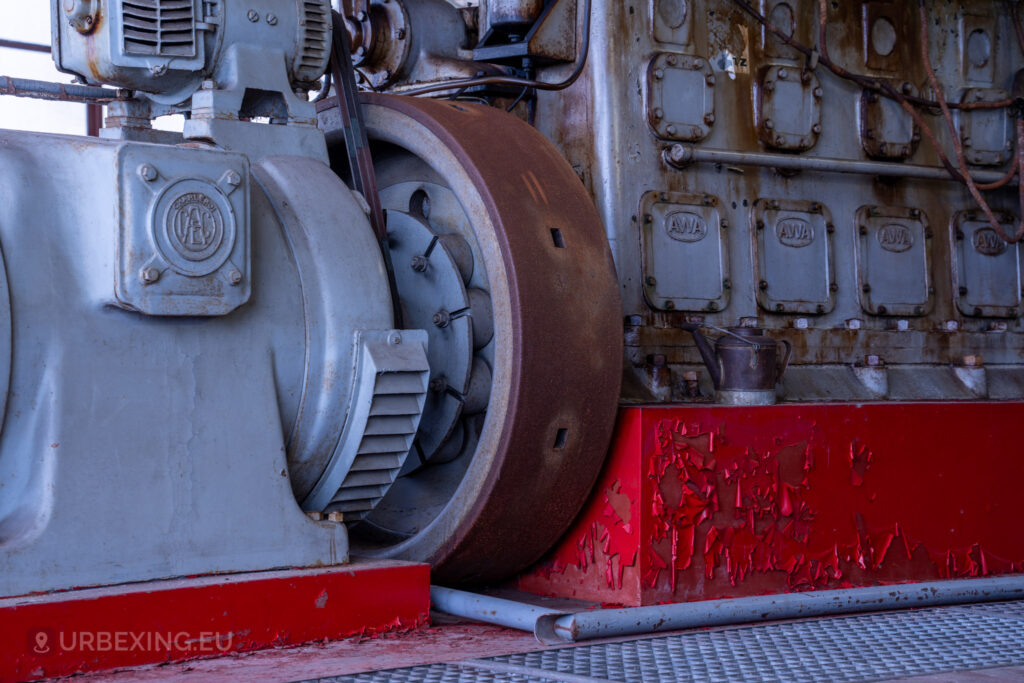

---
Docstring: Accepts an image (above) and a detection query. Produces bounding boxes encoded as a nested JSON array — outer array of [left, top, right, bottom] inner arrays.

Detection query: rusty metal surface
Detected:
[[526, 0, 1024, 401], [351, 93, 622, 583]]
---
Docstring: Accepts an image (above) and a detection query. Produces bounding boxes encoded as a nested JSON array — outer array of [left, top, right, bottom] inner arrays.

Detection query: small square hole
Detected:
[[550, 228, 566, 249], [553, 427, 568, 450]]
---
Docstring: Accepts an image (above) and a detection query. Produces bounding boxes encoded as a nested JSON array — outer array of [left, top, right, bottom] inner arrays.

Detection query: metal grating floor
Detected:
[[311, 600, 1024, 683]]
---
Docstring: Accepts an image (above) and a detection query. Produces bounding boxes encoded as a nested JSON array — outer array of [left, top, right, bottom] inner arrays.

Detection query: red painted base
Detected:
[[519, 403, 1024, 606], [0, 560, 429, 682]]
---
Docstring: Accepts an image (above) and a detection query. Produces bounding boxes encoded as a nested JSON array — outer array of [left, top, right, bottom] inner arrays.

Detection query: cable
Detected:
[[732, 0, 1012, 111], [398, 0, 592, 97], [914, 0, 1024, 243]]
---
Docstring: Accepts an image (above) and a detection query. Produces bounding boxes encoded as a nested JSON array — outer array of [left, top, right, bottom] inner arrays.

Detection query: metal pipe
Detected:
[[432, 576, 1024, 645], [0, 39, 50, 54], [0, 76, 127, 104], [429, 586, 564, 642], [667, 144, 1018, 185]]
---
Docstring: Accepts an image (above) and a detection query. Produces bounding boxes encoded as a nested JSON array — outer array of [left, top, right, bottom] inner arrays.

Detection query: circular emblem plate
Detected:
[[152, 179, 236, 277]]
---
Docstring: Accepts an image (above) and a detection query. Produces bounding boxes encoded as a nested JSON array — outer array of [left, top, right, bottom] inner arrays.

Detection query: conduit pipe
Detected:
[[431, 576, 1024, 645], [665, 144, 1019, 185]]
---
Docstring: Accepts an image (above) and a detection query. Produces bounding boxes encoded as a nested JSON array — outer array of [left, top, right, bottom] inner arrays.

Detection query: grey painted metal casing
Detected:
[[0, 130, 426, 597]]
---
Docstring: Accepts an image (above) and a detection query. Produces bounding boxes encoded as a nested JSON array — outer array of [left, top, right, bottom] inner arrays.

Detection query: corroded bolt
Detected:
[[201, 79, 217, 90], [666, 124, 677, 135], [654, 68, 665, 80], [813, 87, 823, 98], [645, 275, 657, 287], [429, 377, 447, 392], [432, 310, 451, 327], [865, 354, 882, 367], [396, 28, 406, 39], [664, 143, 689, 166], [812, 123, 822, 134], [326, 511, 344, 522], [705, 74, 716, 86], [764, 119, 775, 130], [653, 107, 664, 120], [410, 254, 428, 272], [962, 354, 983, 367], [775, 135, 786, 146], [141, 267, 160, 285], [228, 269, 243, 285], [664, 300, 675, 310], [758, 280, 768, 291], [666, 54, 677, 65], [704, 112, 715, 125], [778, 68, 788, 80], [764, 81, 775, 92]]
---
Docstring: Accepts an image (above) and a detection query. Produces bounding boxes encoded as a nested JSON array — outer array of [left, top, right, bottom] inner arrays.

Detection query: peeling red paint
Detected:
[[519, 404, 1024, 606]]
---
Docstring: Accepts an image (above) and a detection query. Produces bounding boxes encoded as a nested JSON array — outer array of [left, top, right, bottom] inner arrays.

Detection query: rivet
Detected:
[[388, 331, 403, 345], [247, 8, 259, 22], [266, 13, 278, 25], [704, 112, 716, 125], [764, 119, 775, 130], [778, 68, 788, 80], [228, 269, 243, 285], [653, 107, 664, 120], [812, 123, 822, 134], [654, 68, 665, 80]]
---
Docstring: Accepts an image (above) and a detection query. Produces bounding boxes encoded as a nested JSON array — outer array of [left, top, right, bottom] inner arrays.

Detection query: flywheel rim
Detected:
[[336, 94, 622, 584]]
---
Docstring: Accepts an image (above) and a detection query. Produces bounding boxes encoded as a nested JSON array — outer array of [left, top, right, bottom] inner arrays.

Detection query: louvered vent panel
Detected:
[[293, 0, 331, 83], [122, 0, 197, 58]]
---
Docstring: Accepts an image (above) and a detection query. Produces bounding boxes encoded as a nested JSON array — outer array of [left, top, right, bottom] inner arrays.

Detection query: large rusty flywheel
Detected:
[[331, 94, 622, 584]]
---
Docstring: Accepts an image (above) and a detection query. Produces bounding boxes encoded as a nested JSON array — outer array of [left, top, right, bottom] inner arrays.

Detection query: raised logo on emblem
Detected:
[[665, 211, 707, 242], [167, 192, 225, 262], [776, 217, 813, 247], [973, 228, 1006, 256], [877, 223, 913, 253]]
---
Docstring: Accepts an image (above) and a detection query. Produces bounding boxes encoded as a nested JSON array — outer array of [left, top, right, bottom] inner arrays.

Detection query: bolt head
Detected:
[[247, 8, 259, 22], [228, 269, 243, 286], [410, 255, 428, 272], [813, 87, 823, 98], [387, 331, 403, 345], [778, 68, 788, 80], [962, 354, 982, 367], [705, 74, 716, 86], [429, 377, 447, 392], [432, 311, 450, 327], [703, 112, 716, 125], [654, 68, 665, 80], [140, 267, 160, 284], [764, 119, 774, 130], [224, 170, 241, 186], [266, 13, 278, 25], [138, 164, 157, 181], [201, 79, 217, 90], [865, 354, 882, 367], [812, 123, 822, 134], [653, 107, 664, 120], [666, 124, 677, 135]]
